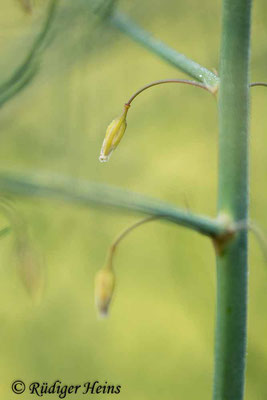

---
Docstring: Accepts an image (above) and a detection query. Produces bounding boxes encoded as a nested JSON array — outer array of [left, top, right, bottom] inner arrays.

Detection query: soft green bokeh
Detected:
[[0, 1, 266, 399]]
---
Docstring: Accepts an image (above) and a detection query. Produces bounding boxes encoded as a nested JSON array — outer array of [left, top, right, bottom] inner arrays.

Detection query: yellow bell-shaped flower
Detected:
[[99, 104, 130, 162]]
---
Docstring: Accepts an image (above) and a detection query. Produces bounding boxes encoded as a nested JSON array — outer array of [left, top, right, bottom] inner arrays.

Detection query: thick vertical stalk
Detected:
[[214, 1, 252, 400]]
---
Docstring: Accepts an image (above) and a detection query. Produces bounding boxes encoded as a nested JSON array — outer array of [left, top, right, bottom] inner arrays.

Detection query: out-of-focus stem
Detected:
[[0, 0, 58, 107]]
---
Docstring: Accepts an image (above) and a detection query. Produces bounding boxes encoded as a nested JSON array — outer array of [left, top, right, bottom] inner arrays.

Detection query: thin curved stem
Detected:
[[250, 82, 267, 88], [106, 216, 159, 268], [100, 78, 215, 162], [125, 79, 213, 106], [125, 80, 267, 108]]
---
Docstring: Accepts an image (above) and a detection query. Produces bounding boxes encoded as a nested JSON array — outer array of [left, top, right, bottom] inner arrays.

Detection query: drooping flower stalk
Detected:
[[95, 216, 159, 317], [99, 79, 213, 163]]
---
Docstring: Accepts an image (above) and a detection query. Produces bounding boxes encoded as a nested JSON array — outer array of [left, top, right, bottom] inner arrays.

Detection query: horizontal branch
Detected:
[[109, 11, 219, 89], [0, 171, 226, 237]]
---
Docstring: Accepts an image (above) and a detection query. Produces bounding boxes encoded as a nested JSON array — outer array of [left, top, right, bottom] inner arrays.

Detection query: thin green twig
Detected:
[[125, 79, 213, 106], [250, 82, 267, 88], [109, 11, 219, 89], [106, 216, 159, 268]]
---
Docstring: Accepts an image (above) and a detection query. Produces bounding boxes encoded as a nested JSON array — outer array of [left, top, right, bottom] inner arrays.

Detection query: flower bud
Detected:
[[95, 267, 115, 317], [99, 105, 129, 162]]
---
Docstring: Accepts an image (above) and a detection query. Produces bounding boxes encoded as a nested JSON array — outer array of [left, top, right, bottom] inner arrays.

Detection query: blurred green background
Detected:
[[0, 0, 267, 399]]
